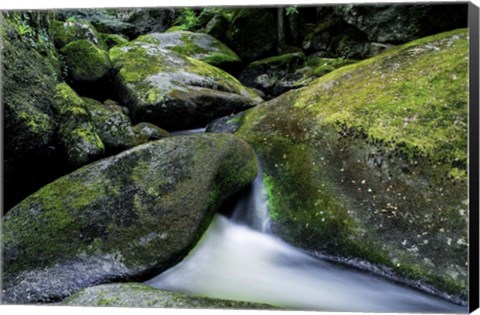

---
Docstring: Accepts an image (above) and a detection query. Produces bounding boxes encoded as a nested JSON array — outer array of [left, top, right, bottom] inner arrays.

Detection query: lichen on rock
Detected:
[[211, 29, 469, 302], [136, 31, 241, 71]]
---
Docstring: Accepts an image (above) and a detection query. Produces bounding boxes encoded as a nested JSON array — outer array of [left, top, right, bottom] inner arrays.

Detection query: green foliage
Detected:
[[285, 5, 299, 16], [173, 8, 200, 31]]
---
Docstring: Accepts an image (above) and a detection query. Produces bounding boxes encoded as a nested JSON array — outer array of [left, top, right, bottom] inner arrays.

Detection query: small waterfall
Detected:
[[230, 165, 270, 232], [145, 165, 467, 313]]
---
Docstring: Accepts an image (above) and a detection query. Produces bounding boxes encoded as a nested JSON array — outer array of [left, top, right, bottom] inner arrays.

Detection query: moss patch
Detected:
[[231, 29, 468, 300], [60, 39, 111, 83]]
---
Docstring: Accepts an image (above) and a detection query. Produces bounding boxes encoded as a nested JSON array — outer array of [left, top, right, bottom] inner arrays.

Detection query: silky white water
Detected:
[[146, 160, 467, 312]]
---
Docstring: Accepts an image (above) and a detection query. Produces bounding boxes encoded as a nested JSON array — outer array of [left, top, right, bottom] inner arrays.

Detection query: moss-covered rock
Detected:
[[210, 30, 468, 303], [53, 84, 148, 164], [136, 31, 241, 71], [110, 40, 262, 129], [54, 83, 105, 166], [54, 9, 136, 38], [61, 283, 274, 309], [50, 19, 102, 49], [1, 13, 66, 210], [2, 133, 258, 304], [60, 39, 112, 94], [82, 97, 141, 151], [226, 9, 277, 62]]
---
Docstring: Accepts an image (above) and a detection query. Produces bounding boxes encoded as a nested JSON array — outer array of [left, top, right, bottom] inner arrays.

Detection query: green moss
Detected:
[[294, 29, 468, 171], [61, 40, 111, 82], [54, 82, 84, 112], [164, 25, 187, 33], [306, 57, 357, 77], [101, 33, 128, 48], [110, 42, 167, 83], [232, 29, 468, 299], [3, 175, 109, 273], [136, 31, 240, 67]]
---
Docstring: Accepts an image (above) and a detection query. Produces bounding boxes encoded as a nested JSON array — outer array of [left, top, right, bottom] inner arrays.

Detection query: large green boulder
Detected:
[[2, 133, 258, 304], [136, 31, 241, 71], [210, 30, 468, 303], [226, 9, 277, 62], [110, 40, 262, 129], [61, 283, 274, 309], [60, 40, 112, 95]]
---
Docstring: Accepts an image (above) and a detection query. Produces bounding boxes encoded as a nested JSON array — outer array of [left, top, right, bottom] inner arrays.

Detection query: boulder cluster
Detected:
[[1, 4, 469, 308]]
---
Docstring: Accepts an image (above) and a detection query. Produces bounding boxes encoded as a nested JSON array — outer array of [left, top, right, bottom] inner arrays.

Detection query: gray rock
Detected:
[[61, 283, 275, 309], [136, 31, 241, 71], [110, 40, 262, 129], [336, 4, 468, 44], [2, 133, 258, 304]]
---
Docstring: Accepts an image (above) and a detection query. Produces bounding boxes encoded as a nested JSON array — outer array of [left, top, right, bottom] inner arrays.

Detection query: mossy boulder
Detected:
[[1, 14, 65, 210], [226, 9, 277, 62], [54, 83, 105, 166], [110, 40, 262, 129], [50, 19, 102, 49], [54, 9, 136, 38], [136, 31, 241, 72], [210, 30, 468, 303], [82, 97, 141, 151], [60, 40, 112, 96], [61, 283, 274, 309], [54, 84, 149, 165], [2, 133, 258, 304]]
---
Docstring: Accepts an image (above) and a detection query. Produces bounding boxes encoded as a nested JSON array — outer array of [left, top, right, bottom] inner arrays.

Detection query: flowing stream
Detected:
[[147, 130, 467, 312]]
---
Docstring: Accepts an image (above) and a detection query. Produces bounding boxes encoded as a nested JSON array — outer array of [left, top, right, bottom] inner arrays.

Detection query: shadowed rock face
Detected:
[[110, 40, 262, 130], [2, 134, 258, 304], [209, 29, 469, 302]]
